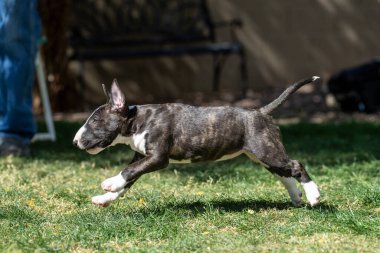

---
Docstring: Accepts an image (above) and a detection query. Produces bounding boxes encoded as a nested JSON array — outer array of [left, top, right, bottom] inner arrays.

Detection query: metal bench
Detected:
[[68, 0, 248, 99]]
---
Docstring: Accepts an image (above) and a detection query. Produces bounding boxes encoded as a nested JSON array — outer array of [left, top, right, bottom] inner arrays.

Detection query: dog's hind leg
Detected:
[[289, 160, 320, 207], [244, 150, 319, 206], [266, 160, 320, 207], [244, 117, 320, 206], [245, 151, 302, 207], [275, 175, 302, 207]]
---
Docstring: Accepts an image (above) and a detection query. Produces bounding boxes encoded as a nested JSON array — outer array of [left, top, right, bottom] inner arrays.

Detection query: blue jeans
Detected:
[[0, 0, 41, 143]]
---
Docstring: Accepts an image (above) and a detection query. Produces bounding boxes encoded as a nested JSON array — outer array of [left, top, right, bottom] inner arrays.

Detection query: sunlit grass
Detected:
[[0, 121, 379, 252]]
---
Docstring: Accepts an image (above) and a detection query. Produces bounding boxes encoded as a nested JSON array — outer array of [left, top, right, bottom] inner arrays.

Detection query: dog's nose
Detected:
[[73, 139, 78, 147]]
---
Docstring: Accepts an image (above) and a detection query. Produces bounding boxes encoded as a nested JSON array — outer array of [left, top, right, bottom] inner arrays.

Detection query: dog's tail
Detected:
[[259, 76, 320, 115]]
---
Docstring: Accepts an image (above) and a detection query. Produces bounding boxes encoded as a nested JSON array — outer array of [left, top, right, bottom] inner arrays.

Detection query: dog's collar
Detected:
[[127, 105, 137, 118], [121, 105, 137, 135]]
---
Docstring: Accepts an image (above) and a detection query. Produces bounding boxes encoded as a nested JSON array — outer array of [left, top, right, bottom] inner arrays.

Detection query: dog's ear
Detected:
[[102, 83, 110, 102], [110, 79, 126, 112]]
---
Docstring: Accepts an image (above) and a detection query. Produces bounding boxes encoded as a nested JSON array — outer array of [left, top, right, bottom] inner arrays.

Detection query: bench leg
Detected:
[[239, 49, 248, 98], [212, 54, 226, 92], [76, 60, 87, 111]]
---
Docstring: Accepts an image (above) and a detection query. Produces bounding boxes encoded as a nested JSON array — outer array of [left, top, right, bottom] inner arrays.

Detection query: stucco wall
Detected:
[[74, 0, 380, 105]]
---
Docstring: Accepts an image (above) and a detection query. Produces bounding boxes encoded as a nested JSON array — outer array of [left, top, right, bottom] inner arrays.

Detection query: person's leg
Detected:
[[0, 0, 41, 155]]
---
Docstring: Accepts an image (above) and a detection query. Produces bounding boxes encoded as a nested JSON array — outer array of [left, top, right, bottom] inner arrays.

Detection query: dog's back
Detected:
[[134, 104, 255, 162]]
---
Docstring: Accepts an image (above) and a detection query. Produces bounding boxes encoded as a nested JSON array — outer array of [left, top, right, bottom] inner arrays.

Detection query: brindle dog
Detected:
[[73, 77, 321, 207]]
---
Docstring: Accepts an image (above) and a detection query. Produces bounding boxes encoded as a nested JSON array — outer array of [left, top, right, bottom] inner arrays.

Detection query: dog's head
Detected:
[[73, 79, 130, 154]]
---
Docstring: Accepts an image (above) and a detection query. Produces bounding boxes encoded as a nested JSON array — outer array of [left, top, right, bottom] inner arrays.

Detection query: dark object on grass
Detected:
[[328, 59, 380, 113], [0, 136, 30, 157]]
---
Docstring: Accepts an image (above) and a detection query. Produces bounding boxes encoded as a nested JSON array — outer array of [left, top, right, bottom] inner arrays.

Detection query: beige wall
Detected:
[[75, 0, 380, 105]]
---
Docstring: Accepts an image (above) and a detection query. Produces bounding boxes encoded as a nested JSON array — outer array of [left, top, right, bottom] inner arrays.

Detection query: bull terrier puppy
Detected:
[[74, 77, 321, 207]]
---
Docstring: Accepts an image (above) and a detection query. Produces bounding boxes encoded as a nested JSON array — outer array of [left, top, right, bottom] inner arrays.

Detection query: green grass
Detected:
[[0, 121, 379, 252]]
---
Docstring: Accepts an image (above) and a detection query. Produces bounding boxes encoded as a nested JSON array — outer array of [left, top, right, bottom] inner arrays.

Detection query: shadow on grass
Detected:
[[64, 198, 338, 230], [161, 198, 337, 214], [101, 197, 337, 218], [0, 205, 45, 224]]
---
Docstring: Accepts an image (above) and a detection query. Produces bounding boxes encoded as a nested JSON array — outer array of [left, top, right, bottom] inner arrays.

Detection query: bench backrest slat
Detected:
[[69, 0, 215, 47]]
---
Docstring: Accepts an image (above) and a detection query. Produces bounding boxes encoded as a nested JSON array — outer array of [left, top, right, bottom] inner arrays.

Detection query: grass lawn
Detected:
[[0, 121, 379, 252]]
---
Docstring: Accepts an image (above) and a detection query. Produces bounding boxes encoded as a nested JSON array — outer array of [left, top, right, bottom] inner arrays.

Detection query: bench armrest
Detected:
[[212, 18, 243, 42], [213, 18, 243, 29]]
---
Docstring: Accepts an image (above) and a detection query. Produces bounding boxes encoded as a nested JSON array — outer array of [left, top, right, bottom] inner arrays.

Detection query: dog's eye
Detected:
[[90, 117, 99, 124]]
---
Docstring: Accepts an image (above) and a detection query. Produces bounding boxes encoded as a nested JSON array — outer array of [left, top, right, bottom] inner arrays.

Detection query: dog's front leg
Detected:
[[91, 188, 126, 207], [92, 177, 139, 207], [91, 152, 143, 207], [100, 152, 144, 192], [101, 153, 169, 193]]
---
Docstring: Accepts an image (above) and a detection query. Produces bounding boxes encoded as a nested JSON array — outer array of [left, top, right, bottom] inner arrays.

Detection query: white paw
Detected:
[[302, 181, 320, 207], [101, 173, 126, 192], [91, 192, 116, 207], [91, 189, 126, 207]]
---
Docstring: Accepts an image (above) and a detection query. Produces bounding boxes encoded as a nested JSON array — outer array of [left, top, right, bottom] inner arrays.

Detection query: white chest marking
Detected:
[[130, 130, 148, 154], [110, 131, 148, 155], [110, 130, 148, 155]]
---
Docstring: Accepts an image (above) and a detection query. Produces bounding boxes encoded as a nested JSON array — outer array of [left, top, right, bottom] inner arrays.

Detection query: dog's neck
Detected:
[[120, 105, 138, 136]]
